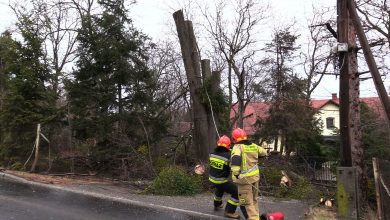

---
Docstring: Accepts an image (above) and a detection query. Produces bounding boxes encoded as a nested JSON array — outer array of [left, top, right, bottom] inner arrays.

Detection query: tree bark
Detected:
[[201, 59, 220, 153], [236, 67, 245, 128], [173, 10, 211, 162], [347, 17, 367, 214]]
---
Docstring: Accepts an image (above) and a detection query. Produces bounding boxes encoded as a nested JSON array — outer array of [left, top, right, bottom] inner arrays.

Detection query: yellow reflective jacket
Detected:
[[230, 141, 267, 184]]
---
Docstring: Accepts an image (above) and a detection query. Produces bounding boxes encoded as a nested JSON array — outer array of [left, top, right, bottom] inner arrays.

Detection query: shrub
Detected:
[[261, 167, 282, 186], [11, 161, 24, 171], [278, 178, 318, 200], [145, 166, 202, 196], [153, 156, 169, 173]]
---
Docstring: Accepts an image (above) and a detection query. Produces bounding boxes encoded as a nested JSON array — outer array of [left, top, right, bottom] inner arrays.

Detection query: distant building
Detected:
[[231, 94, 385, 152], [311, 93, 340, 144]]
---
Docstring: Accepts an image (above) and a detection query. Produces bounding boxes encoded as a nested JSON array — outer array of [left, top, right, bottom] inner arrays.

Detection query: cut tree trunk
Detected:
[[173, 10, 219, 162]]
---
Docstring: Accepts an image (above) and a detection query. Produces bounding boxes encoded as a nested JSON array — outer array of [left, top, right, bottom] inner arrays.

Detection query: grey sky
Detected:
[[0, 0, 387, 98]]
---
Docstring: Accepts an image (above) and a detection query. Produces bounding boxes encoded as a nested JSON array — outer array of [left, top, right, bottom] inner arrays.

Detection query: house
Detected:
[[311, 93, 340, 143], [232, 94, 386, 151], [229, 102, 270, 135], [311, 94, 386, 142]]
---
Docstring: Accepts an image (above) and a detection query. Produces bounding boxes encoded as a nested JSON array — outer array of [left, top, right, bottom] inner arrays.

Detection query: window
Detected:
[[326, 117, 335, 129]]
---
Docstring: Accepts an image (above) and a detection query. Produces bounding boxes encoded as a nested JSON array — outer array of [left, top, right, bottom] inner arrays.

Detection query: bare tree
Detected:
[[302, 8, 334, 99], [42, 0, 78, 96], [201, 0, 269, 128], [11, 0, 80, 97], [355, 0, 390, 84], [149, 40, 190, 117], [356, 0, 390, 48]]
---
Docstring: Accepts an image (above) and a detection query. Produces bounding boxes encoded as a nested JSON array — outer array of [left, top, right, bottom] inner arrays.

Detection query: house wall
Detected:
[[242, 100, 341, 154], [316, 103, 340, 136], [259, 103, 340, 154]]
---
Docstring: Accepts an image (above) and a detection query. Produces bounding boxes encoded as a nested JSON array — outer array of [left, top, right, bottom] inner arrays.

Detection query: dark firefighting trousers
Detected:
[[213, 181, 248, 217]]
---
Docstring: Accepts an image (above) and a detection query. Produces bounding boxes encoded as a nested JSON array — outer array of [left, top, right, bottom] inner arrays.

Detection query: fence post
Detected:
[[373, 158, 384, 220]]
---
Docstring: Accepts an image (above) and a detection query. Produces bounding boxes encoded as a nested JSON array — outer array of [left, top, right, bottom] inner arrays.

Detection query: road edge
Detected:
[[1, 171, 228, 220]]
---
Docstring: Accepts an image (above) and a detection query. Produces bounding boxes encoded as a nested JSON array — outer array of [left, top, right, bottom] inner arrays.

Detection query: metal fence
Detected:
[[314, 161, 337, 181], [259, 155, 338, 191], [292, 156, 337, 183]]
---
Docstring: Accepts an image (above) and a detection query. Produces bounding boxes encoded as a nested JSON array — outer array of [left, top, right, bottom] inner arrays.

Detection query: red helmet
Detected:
[[232, 128, 247, 143], [217, 135, 231, 149]]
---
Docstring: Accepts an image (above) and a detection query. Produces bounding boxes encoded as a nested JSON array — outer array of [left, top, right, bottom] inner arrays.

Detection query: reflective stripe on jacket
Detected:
[[230, 141, 267, 184], [208, 147, 231, 184]]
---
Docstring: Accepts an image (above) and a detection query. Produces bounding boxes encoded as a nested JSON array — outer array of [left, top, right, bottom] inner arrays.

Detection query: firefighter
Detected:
[[209, 135, 241, 219], [230, 128, 267, 220]]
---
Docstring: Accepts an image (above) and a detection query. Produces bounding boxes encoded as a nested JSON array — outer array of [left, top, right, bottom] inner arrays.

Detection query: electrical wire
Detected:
[[339, 53, 347, 71]]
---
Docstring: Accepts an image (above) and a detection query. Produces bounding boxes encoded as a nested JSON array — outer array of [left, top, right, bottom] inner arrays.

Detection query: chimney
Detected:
[[332, 93, 337, 100]]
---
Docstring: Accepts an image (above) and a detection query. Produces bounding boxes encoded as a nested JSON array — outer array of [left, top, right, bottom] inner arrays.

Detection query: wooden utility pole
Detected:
[[346, 0, 390, 214], [337, 0, 369, 217], [347, 0, 390, 126], [337, 0, 352, 167]]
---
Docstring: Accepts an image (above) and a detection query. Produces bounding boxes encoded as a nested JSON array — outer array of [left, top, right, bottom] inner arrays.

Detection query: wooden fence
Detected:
[[373, 158, 390, 220]]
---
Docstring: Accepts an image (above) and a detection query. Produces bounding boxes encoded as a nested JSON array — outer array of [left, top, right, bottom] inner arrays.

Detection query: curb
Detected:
[[1, 172, 228, 220]]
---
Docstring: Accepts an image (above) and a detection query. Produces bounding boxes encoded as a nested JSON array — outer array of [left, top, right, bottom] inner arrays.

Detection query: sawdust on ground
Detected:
[[305, 207, 338, 220]]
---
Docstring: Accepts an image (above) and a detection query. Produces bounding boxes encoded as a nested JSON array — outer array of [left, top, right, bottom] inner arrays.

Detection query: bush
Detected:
[[153, 156, 169, 173], [11, 161, 24, 171], [145, 166, 202, 196], [278, 178, 319, 200], [261, 167, 282, 186]]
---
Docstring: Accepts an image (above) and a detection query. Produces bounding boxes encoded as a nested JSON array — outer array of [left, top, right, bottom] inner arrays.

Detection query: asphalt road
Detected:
[[0, 178, 221, 220]]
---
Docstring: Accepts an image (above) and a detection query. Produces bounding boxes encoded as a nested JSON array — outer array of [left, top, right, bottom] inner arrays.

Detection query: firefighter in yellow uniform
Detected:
[[230, 128, 267, 220]]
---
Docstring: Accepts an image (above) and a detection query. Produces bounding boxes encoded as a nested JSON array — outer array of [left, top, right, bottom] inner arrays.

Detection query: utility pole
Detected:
[[337, 0, 352, 167], [347, 0, 390, 125], [337, 0, 362, 219], [337, 0, 368, 218], [346, 0, 390, 214]]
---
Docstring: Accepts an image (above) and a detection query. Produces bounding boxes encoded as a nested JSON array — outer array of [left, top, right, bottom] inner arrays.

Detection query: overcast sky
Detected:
[[0, 0, 387, 98]]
